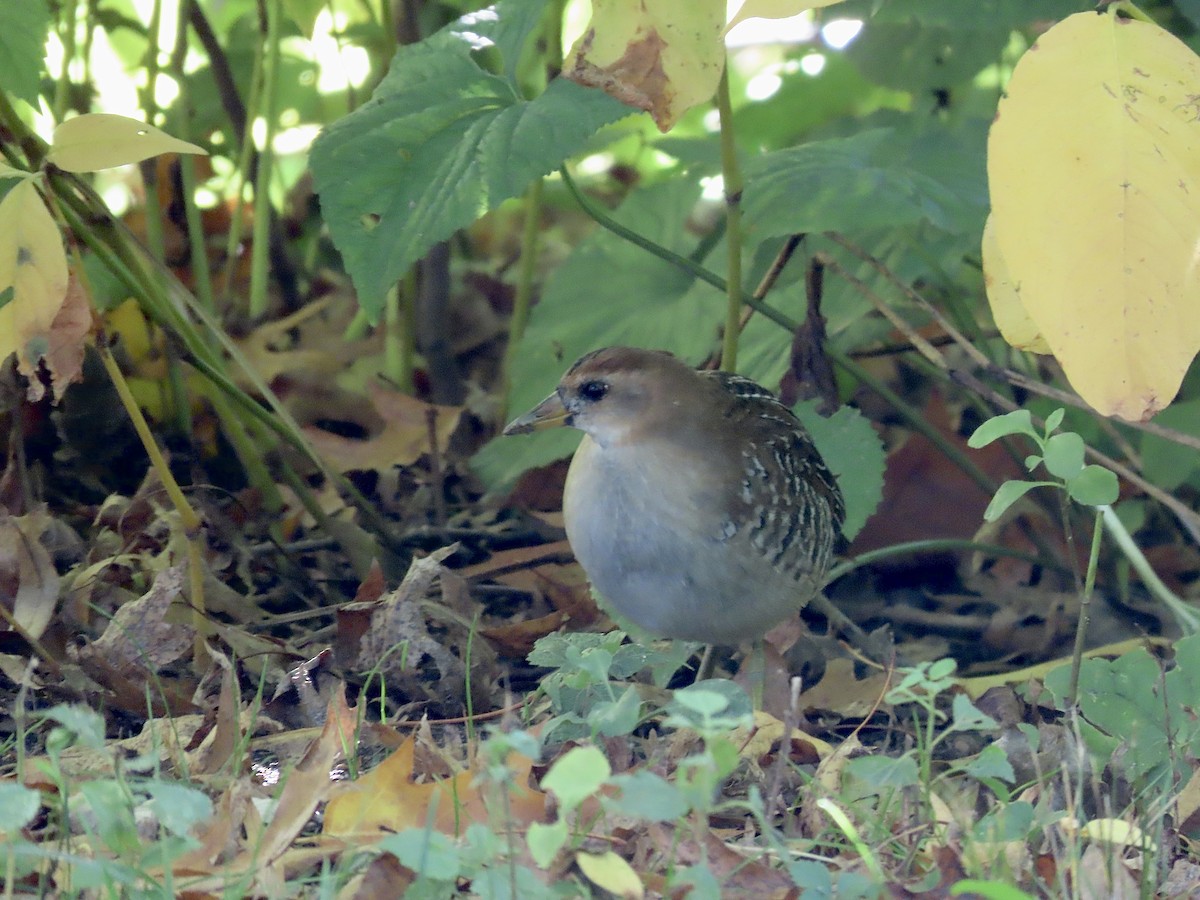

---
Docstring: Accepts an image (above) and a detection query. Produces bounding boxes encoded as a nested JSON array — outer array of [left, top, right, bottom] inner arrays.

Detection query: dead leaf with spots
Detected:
[[300, 380, 462, 474], [323, 733, 544, 837], [0, 179, 69, 388], [0, 507, 62, 642], [565, 0, 726, 131], [78, 565, 192, 678]]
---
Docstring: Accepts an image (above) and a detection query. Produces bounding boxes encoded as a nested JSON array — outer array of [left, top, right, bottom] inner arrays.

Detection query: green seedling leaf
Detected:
[[968, 409, 1037, 448], [1042, 431, 1085, 480], [541, 745, 610, 812], [668, 679, 752, 731], [1067, 465, 1119, 507], [590, 684, 643, 737], [949, 692, 999, 732], [144, 781, 213, 837], [604, 771, 689, 821], [47, 114, 206, 171], [378, 829, 462, 881], [1044, 407, 1066, 434], [0, 783, 41, 833], [1024, 454, 1042, 471], [310, 0, 632, 318], [962, 743, 1015, 782], [971, 800, 1034, 843], [843, 754, 919, 796], [526, 818, 569, 869], [983, 479, 1053, 522], [43, 703, 106, 749]]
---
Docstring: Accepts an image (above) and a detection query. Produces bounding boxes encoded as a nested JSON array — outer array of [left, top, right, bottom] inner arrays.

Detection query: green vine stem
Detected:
[[500, 177, 544, 422], [1067, 508, 1105, 708], [248, 0, 282, 318], [715, 65, 744, 373], [1100, 505, 1200, 635]]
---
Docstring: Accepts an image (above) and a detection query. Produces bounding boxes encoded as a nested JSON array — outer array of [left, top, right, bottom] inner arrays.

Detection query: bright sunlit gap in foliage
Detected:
[[821, 19, 863, 50], [745, 71, 783, 101], [701, 174, 725, 202], [800, 53, 826, 76], [726, 3, 817, 47], [311, 9, 372, 94]]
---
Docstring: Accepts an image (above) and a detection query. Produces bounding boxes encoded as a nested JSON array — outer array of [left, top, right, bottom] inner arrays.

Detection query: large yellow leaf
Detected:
[[47, 113, 206, 172], [981, 214, 1050, 354], [564, 0, 726, 132], [987, 11, 1200, 421], [0, 180, 69, 380]]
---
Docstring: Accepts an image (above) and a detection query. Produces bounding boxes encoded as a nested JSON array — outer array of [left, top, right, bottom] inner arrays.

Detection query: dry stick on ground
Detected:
[[824, 233, 1200, 547]]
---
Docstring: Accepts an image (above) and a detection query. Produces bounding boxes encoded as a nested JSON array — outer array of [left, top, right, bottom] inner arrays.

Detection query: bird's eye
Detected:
[[578, 380, 609, 403]]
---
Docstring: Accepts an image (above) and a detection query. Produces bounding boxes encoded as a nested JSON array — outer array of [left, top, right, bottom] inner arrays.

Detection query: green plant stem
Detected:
[[383, 282, 409, 391], [139, 0, 166, 264], [174, 0, 214, 312], [824, 539, 1066, 585], [98, 343, 208, 665], [501, 177, 544, 421], [53, 0, 77, 121], [249, 0, 282, 318], [1101, 505, 1200, 634], [715, 65, 743, 372], [1067, 508, 1105, 708]]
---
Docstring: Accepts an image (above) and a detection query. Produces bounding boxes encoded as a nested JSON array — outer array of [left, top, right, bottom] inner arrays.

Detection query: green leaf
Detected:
[[604, 771, 689, 821], [794, 401, 883, 541], [843, 754, 919, 795], [742, 129, 971, 238], [971, 801, 1034, 843], [590, 685, 643, 737], [961, 743, 1014, 782], [1045, 646, 1184, 788], [949, 692, 999, 732], [378, 829, 462, 881], [0, 783, 41, 832], [1042, 431, 1085, 481], [1044, 407, 1066, 434], [0, 0, 51, 106], [526, 819, 568, 869], [1067, 465, 1118, 507], [542, 746, 611, 812], [968, 409, 1037, 448], [310, 0, 631, 318], [1141, 399, 1200, 490], [143, 781, 213, 837], [982, 479, 1052, 522], [951, 880, 1037, 900]]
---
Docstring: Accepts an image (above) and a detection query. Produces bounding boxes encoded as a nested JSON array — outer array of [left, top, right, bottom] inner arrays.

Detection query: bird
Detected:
[[503, 347, 845, 646]]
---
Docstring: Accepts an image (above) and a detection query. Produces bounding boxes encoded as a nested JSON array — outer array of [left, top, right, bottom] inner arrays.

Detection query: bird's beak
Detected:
[[503, 391, 570, 435]]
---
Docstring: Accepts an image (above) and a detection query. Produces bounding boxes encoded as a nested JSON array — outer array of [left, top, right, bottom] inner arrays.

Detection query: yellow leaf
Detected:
[[988, 11, 1200, 421], [575, 850, 644, 899], [981, 214, 1050, 354], [726, 0, 847, 33], [47, 113, 207, 172], [564, 0, 726, 132], [0, 180, 69, 380]]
